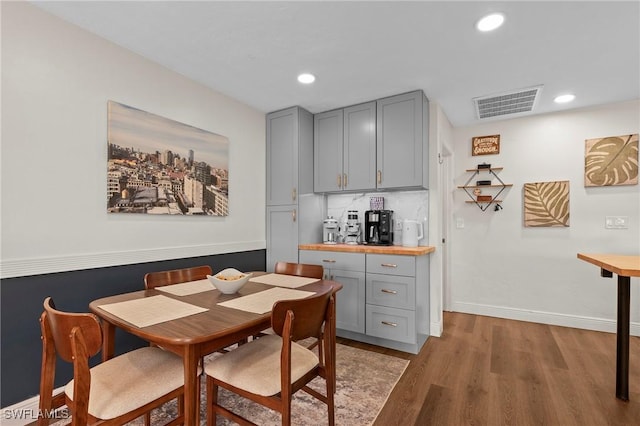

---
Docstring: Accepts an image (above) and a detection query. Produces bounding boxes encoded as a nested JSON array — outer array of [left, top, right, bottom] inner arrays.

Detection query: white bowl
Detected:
[[207, 268, 252, 294]]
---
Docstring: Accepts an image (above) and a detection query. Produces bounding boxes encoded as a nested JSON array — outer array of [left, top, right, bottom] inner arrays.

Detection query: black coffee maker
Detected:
[[364, 210, 393, 245]]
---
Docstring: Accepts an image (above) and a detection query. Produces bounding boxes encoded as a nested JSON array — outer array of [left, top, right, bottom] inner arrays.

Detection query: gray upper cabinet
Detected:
[[314, 102, 377, 193], [343, 102, 377, 191], [313, 109, 344, 192], [376, 90, 429, 190], [267, 107, 314, 205], [313, 91, 428, 193]]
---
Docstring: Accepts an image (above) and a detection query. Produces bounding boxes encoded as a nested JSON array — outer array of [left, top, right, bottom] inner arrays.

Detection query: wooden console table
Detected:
[[577, 253, 640, 401]]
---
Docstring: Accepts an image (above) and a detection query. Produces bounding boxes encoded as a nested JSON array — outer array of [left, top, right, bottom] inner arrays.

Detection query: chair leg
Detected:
[[327, 391, 335, 426], [177, 393, 184, 422], [206, 376, 216, 426], [144, 411, 151, 426], [282, 397, 292, 426]]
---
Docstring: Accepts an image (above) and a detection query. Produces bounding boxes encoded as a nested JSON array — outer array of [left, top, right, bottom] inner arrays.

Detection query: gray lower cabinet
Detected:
[[365, 254, 418, 344], [330, 269, 366, 333], [266, 206, 299, 269], [300, 249, 429, 353], [299, 250, 366, 333]]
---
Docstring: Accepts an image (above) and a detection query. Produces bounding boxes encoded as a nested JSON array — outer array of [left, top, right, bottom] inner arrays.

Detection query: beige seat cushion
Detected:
[[65, 346, 184, 420], [204, 334, 318, 397]]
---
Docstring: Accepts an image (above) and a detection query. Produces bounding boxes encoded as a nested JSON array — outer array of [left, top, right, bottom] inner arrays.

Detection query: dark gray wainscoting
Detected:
[[0, 249, 265, 407]]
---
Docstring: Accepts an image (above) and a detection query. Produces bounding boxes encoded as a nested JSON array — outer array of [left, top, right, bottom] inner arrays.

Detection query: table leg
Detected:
[[183, 346, 200, 425], [101, 322, 115, 362], [616, 275, 630, 401]]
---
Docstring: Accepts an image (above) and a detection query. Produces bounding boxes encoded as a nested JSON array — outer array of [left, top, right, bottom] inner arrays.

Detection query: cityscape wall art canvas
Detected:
[[107, 101, 229, 216]]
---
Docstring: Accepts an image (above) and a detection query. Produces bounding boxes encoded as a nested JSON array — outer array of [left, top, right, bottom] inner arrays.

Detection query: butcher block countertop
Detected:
[[299, 243, 435, 256]]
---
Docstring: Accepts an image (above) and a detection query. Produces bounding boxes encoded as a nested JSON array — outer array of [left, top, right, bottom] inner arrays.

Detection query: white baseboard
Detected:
[[1, 387, 66, 426], [451, 301, 640, 336], [430, 321, 443, 337]]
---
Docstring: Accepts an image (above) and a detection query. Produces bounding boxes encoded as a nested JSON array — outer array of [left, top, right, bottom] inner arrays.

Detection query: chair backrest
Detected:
[[271, 286, 332, 342], [41, 297, 103, 362], [40, 297, 103, 426], [144, 265, 212, 289], [274, 261, 323, 279]]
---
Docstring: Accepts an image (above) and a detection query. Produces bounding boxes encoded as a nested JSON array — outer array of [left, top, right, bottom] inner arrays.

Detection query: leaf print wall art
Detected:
[[524, 181, 570, 227], [585, 134, 638, 187]]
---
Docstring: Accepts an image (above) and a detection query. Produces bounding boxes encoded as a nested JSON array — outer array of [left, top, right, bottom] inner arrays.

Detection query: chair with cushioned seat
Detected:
[[38, 297, 186, 426], [204, 286, 336, 426], [274, 261, 324, 280], [265, 262, 325, 349], [144, 265, 212, 290]]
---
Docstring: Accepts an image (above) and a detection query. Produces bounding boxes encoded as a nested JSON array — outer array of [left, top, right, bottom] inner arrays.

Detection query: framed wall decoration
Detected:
[[107, 101, 229, 216], [524, 180, 570, 227], [584, 133, 638, 187], [472, 134, 500, 156]]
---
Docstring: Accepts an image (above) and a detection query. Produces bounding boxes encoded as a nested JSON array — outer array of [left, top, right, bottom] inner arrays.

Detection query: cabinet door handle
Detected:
[[292, 209, 296, 222], [381, 321, 398, 327], [343, 173, 347, 188], [337, 174, 342, 188], [381, 263, 397, 268], [377, 170, 382, 184], [322, 259, 336, 263], [381, 289, 397, 294], [292, 187, 297, 201]]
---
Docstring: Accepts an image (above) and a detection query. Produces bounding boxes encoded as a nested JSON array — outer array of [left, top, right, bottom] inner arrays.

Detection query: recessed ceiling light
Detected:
[[554, 94, 576, 103], [476, 13, 505, 32], [297, 73, 315, 84]]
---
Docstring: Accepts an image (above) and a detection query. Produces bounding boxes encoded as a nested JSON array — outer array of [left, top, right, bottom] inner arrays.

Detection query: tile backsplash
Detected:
[[326, 190, 429, 245]]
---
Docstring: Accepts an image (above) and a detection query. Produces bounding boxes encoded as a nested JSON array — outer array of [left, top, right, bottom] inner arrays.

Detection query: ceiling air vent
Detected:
[[473, 85, 543, 120]]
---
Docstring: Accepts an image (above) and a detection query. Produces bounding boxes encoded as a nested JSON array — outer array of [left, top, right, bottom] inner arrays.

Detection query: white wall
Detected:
[[450, 100, 640, 335], [1, 2, 266, 278]]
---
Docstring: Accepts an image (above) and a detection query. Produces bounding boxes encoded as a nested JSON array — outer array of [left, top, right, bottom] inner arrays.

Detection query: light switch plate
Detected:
[[605, 216, 629, 229], [456, 217, 465, 229]]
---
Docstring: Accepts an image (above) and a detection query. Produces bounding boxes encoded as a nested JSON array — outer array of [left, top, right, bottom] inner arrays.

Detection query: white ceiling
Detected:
[[32, 1, 640, 127]]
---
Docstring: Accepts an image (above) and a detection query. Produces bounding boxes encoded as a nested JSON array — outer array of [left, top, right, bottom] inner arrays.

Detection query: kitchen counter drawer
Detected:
[[300, 249, 365, 272], [366, 305, 416, 344], [366, 273, 415, 310], [366, 254, 415, 276]]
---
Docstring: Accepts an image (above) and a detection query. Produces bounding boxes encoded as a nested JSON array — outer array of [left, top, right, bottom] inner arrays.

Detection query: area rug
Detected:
[[53, 343, 408, 425]]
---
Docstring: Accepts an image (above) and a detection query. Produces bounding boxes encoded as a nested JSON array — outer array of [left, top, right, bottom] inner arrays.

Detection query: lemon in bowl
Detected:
[[207, 268, 252, 294]]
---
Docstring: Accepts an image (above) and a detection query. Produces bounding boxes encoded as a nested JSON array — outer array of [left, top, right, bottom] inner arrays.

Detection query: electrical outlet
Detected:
[[605, 216, 629, 229], [456, 217, 465, 229]]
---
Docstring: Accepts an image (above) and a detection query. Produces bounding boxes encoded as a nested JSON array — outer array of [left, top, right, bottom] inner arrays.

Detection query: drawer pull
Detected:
[[322, 259, 336, 263], [381, 289, 397, 294], [381, 263, 397, 268], [381, 321, 398, 327]]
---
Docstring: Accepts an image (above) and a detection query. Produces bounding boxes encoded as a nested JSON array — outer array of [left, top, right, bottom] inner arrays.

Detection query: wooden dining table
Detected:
[[89, 272, 342, 425], [577, 253, 640, 401]]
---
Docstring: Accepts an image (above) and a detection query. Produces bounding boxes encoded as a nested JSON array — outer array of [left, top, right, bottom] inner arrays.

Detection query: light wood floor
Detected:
[[362, 311, 640, 426]]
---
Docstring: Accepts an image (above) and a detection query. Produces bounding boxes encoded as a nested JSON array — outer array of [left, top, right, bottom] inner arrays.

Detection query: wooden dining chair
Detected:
[[144, 265, 212, 289], [204, 286, 336, 426], [274, 261, 324, 279], [260, 261, 326, 349], [38, 297, 186, 426]]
